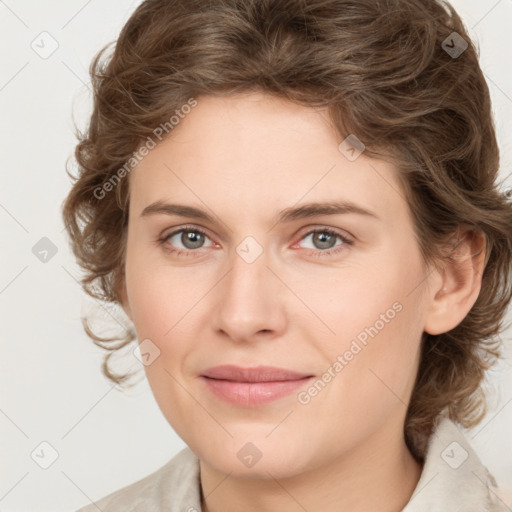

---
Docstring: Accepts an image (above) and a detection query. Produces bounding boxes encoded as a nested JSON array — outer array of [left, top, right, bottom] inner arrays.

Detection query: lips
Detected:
[[200, 365, 314, 407], [201, 365, 312, 382]]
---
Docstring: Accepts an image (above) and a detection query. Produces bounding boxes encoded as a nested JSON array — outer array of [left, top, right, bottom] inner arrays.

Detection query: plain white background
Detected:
[[0, 1, 511, 510]]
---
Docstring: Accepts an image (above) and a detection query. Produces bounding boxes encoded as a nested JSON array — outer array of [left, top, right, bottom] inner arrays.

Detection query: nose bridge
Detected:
[[213, 236, 286, 340], [225, 238, 273, 311], [232, 240, 268, 292]]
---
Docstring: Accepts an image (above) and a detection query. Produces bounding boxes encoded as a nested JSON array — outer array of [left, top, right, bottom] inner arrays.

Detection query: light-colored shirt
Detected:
[[76, 415, 511, 511]]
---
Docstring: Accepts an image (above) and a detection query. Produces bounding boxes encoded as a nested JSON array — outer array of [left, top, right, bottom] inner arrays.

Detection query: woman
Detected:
[[62, 0, 512, 510]]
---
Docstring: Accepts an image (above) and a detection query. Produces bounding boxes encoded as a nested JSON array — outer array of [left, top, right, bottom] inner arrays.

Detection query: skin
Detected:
[[118, 91, 486, 512]]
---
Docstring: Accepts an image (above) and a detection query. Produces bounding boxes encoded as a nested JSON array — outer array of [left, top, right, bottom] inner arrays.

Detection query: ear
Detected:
[[423, 228, 487, 335]]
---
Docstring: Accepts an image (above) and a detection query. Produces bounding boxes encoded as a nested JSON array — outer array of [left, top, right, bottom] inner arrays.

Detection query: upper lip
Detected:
[[201, 365, 313, 382]]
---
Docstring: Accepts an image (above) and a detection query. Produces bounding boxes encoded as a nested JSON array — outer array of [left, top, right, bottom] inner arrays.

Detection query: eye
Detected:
[[158, 225, 353, 258], [158, 226, 215, 256], [295, 227, 353, 257]]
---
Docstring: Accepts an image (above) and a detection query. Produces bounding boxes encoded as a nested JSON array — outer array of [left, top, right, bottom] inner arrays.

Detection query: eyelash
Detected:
[[158, 225, 353, 258]]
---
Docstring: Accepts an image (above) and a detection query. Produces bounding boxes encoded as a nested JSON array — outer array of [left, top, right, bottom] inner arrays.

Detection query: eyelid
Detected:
[[161, 224, 354, 242], [293, 225, 354, 244]]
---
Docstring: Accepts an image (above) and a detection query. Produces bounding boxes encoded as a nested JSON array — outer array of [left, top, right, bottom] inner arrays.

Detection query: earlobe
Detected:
[[423, 229, 487, 335]]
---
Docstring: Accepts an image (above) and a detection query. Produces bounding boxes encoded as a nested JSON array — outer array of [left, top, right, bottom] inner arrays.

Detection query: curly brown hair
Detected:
[[61, 0, 512, 460]]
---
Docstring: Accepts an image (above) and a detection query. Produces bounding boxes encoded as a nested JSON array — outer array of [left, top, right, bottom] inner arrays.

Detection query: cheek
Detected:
[[304, 292, 423, 447], [125, 251, 206, 341], [306, 247, 425, 386], [124, 263, 199, 423]]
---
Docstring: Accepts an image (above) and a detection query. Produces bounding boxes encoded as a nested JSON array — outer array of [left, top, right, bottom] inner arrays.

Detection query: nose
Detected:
[[212, 243, 288, 344]]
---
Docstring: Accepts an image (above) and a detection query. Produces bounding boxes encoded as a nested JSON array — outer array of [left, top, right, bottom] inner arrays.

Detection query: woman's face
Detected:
[[120, 91, 432, 478]]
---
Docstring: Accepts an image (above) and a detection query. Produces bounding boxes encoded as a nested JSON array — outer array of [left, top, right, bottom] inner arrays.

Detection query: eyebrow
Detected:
[[140, 200, 379, 225]]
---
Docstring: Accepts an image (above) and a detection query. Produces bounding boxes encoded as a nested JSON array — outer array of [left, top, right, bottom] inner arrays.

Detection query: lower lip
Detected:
[[201, 376, 313, 407]]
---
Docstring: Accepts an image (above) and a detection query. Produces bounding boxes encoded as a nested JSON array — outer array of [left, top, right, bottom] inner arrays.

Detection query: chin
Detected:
[[195, 434, 317, 480]]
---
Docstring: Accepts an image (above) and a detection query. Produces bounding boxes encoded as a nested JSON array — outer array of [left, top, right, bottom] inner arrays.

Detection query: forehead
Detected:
[[129, 92, 409, 224]]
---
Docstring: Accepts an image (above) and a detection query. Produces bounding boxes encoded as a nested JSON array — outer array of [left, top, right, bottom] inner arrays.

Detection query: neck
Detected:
[[199, 419, 423, 512]]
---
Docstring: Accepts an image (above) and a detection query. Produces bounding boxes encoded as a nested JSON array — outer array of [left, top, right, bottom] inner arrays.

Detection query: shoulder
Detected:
[[403, 413, 511, 512], [75, 447, 201, 512]]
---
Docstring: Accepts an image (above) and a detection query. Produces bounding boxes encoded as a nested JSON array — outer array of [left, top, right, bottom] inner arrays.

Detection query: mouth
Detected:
[[200, 365, 314, 407]]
